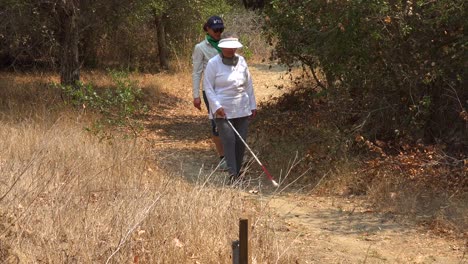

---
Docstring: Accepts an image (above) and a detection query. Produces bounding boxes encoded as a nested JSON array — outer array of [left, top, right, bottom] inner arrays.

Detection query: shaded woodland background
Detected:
[[1, 0, 465, 146], [1, 0, 466, 230], [0, 0, 468, 263]]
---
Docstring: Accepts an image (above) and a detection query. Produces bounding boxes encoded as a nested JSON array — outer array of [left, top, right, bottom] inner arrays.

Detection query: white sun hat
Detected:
[[218, 37, 243, 49]]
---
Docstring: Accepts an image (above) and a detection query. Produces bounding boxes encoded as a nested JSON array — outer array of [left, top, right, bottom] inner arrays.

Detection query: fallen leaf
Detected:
[[173, 238, 184, 248], [248, 189, 259, 194]]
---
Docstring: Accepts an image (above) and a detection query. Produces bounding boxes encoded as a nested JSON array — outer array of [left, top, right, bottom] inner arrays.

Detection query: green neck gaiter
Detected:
[[206, 34, 221, 53]]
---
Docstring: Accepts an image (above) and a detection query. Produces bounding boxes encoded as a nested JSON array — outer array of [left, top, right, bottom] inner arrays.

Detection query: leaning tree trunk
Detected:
[[154, 13, 169, 71], [59, 0, 80, 87], [242, 0, 265, 10]]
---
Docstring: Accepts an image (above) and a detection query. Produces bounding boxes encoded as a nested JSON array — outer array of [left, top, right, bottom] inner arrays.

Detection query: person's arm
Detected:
[[203, 58, 224, 117], [244, 63, 257, 118], [192, 44, 204, 110]]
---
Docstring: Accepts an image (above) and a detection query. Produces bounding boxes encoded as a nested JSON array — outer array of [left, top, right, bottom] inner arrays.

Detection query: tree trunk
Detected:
[[155, 14, 169, 71], [59, 0, 80, 87], [82, 28, 98, 68], [242, 0, 265, 10]]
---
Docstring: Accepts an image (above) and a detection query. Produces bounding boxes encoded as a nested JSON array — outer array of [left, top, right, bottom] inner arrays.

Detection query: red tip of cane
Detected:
[[261, 165, 278, 187]]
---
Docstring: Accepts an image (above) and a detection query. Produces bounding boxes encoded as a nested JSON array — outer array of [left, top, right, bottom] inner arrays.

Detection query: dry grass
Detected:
[[251, 73, 468, 237], [0, 72, 298, 263], [223, 9, 273, 63]]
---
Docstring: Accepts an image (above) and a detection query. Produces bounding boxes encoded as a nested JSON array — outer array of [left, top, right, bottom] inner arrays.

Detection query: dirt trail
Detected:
[[144, 64, 467, 263]]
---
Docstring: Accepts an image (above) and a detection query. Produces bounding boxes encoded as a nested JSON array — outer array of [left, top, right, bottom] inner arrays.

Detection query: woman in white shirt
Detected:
[[192, 16, 227, 169], [203, 34, 257, 181]]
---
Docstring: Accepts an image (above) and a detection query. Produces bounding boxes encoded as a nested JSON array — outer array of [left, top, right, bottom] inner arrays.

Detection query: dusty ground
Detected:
[[142, 64, 467, 263]]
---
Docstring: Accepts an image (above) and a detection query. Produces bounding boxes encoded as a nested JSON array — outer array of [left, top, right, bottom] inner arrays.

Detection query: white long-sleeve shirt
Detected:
[[203, 54, 257, 119], [192, 38, 219, 99]]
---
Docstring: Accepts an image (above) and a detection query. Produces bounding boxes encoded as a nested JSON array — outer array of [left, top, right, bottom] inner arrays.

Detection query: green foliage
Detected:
[[58, 70, 147, 137], [265, 0, 466, 147], [199, 0, 233, 21], [223, 9, 269, 61], [164, 0, 233, 58], [239, 35, 253, 60], [0, 0, 236, 71]]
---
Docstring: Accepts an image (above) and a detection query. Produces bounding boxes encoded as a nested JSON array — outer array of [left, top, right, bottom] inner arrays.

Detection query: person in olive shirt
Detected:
[[192, 16, 227, 170]]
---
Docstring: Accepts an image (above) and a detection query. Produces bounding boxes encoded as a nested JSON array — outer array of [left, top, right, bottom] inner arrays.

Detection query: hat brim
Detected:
[[218, 40, 243, 49]]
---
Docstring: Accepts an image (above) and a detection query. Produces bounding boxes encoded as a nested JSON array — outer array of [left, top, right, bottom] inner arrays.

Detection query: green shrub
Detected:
[[58, 70, 147, 136], [265, 0, 466, 149], [223, 9, 270, 61]]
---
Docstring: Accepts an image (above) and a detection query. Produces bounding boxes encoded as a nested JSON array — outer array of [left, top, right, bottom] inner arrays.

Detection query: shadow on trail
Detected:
[[141, 90, 185, 111], [142, 89, 230, 185], [146, 113, 209, 142], [142, 89, 210, 142], [305, 209, 407, 235], [250, 63, 288, 73], [270, 196, 418, 238]]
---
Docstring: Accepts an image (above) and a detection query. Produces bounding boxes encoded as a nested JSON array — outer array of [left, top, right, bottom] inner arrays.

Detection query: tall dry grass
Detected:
[[252, 73, 467, 236], [0, 73, 298, 263]]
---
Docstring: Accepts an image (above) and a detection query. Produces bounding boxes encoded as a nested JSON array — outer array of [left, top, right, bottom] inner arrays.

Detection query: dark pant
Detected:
[[202, 91, 219, 136], [215, 117, 249, 177]]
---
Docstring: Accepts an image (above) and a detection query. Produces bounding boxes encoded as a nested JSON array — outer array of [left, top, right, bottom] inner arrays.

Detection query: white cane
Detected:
[[224, 117, 279, 187]]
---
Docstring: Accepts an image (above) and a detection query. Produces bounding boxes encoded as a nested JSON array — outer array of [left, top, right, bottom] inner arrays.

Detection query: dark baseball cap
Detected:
[[206, 16, 224, 29]]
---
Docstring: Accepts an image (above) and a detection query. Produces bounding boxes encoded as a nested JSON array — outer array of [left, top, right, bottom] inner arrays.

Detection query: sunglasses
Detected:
[[213, 28, 224, 33]]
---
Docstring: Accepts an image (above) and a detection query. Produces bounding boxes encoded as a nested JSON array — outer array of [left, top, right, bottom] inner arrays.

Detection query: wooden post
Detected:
[[239, 219, 249, 264], [232, 240, 239, 264]]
